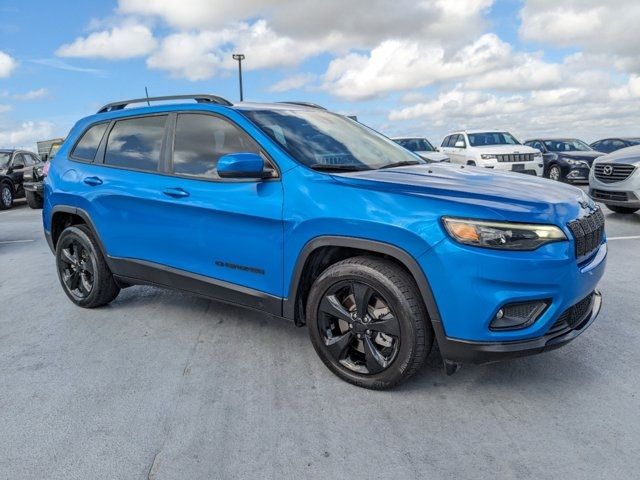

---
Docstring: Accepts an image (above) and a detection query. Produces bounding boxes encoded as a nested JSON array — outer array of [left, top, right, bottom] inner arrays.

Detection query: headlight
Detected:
[[533, 152, 543, 159], [442, 217, 567, 250], [481, 154, 497, 160], [566, 159, 588, 167], [35, 166, 44, 177]]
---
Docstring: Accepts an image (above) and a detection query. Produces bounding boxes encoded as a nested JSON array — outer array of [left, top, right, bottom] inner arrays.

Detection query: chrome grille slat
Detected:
[[594, 164, 636, 183], [496, 153, 534, 163]]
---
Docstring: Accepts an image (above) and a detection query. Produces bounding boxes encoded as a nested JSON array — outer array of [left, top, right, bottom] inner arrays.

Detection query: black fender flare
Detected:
[[48, 206, 109, 260], [283, 236, 444, 336]]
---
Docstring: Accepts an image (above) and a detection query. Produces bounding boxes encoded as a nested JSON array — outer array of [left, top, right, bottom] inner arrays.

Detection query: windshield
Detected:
[[544, 139, 593, 152], [395, 138, 435, 152], [242, 109, 425, 171], [0, 152, 10, 168], [467, 132, 521, 147], [627, 139, 640, 146]]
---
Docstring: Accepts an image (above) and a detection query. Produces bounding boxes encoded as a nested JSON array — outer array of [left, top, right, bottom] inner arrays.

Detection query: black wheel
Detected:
[[306, 256, 432, 390], [466, 160, 476, 166], [0, 183, 13, 210], [548, 164, 562, 181], [25, 191, 43, 209], [55, 224, 120, 308], [606, 205, 639, 214]]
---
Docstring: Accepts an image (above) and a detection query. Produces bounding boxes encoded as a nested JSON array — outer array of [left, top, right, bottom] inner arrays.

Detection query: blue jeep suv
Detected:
[[43, 94, 607, 389]]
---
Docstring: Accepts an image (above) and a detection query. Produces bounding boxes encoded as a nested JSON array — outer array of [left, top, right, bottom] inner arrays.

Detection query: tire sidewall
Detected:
[[549, 165, 561, 181], [307, 262, 423, 388], [0, 184, 13, 209], [55, 226, 103, 307]]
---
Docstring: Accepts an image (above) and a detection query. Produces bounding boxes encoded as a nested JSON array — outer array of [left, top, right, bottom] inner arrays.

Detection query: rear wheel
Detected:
[[606, 205, 639, 214], [56, 224, 120, 308], [25, 191, 43, 209], [306, 256, 432, 390], [0, 183, 13, 210]]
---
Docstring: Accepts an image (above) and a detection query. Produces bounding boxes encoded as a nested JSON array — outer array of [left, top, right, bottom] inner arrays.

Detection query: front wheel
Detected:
[[0, 183, 13, 210], [56, 224, 120, 308], [25, 191, 43, 209], [548, 164, 562, 181], [606, 205, 639, 214], [306, 256, 432, 390]]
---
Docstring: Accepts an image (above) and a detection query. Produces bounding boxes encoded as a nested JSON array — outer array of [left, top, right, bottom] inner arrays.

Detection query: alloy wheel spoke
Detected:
[[370, 314, 400, 337], [351, 283, 372, 318], [320, 294, 353, 323], [79, 272, 92, 295], [68, 271, 80, 290], [325, 331, 354, 359], [61, 248, 75, 265], [362, 335, 386, 374]]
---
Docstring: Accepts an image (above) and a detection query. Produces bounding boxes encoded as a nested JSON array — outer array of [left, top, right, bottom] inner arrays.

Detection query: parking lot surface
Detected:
[[1, 195, 639, 480]]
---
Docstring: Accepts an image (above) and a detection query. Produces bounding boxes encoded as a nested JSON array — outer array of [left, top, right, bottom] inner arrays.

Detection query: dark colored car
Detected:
[[392, 137, 450, 163], [590, 137, 640, 154], [524, 138, 603, 183], [0, 149, 43, 209]]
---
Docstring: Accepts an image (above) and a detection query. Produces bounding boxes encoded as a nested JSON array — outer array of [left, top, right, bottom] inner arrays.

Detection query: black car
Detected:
[[590, 137, 640, 154], [0, 149, 44, 209], [524, 138, 603, 183]]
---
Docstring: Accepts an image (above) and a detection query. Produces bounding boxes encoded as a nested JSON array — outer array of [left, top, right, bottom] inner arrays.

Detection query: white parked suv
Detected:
[[589, 145, 640, 214], [439, 130, 543, 176]]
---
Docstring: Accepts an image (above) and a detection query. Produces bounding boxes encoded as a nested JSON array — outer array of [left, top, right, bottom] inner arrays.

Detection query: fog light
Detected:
[[490, 300, 549, 331]]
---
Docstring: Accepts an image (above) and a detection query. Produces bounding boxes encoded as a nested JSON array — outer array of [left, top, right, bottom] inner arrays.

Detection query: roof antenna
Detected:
[[145, 87, 150, 106]]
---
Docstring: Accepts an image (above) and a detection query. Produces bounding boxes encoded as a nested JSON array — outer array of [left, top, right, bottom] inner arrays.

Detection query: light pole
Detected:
[[232, 53, 245, 101]]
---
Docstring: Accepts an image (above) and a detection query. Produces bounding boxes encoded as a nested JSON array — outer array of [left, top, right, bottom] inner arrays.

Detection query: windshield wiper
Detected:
[[308, 164, 368, 172], [378, 160, 423, 169]]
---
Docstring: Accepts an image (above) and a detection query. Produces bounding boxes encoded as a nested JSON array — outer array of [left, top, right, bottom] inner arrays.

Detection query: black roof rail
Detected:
[[97, 94, 233, 113], [276, 101, 327, 110]]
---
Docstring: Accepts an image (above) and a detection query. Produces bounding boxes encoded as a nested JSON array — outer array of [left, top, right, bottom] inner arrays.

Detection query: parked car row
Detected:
[[0, 149, 47, 210]]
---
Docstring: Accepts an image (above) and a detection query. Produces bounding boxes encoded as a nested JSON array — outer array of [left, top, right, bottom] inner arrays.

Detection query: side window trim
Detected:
[[166, 110, 281, 183]]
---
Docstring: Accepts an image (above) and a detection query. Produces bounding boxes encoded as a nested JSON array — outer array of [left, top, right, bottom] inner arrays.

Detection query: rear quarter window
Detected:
[[71, 123, 109, 161], [104, 115, 167, 171]]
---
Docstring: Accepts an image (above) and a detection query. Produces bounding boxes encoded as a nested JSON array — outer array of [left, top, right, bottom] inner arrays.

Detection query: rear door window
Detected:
[[72, 123, 109, 161], [104, 116, 167, 171]]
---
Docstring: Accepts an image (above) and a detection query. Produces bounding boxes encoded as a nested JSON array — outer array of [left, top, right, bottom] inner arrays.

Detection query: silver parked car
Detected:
[[392, 137, 450, 163], [589, 145, 640, 214]]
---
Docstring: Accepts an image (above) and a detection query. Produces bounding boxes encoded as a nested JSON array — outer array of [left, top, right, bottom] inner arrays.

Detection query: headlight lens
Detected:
[[533, 152, 543, 159], [480, 154, 497, 160], [442, 217, 567, 250], [566, 159, 588, 167]]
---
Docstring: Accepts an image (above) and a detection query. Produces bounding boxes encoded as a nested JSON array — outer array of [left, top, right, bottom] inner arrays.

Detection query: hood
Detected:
[[471, 145, 539, 154], [594, 145, 640, 165], [332, 163, 592, 221], [416, 151, 449, 162], [555, 151, 602, 164]]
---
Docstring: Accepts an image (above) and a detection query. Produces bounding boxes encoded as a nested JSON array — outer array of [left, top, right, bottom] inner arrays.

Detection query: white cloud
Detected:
[[322, 34, 511, 100], [0, 105, 11, 113], [147, 20, 330, 81], [0, 51, 17, 77], [0, 121, 54, 150], [56, 22, 157, 60], [520, 1, 640, 73], [269, 73, 316, 92], [13, 88, 48, 100]]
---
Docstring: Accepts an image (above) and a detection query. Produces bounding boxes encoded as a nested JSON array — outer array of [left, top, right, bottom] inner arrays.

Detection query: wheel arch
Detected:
[[49, 206, 108, 259], [284, 236, 442, 329]]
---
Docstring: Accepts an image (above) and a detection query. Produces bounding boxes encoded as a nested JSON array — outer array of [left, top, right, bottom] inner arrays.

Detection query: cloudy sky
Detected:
[[2, 0, 640, 150]]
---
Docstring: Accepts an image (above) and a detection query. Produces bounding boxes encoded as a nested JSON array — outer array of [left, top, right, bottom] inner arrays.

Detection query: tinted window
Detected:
[[243, 109, 423, 170], [105, 116, 166, 171], [451, 134, 465, 147], [398, 138, 434, 152], [610, 140, 625, 151], [12, 153, 26, 167], [173, 114, 260, 179], [468, 132, 520, 147], [24, 154, 35, 166], [543, 139, 592, 152], [73, 123, 108, 161], [441, 136, 450, 148]]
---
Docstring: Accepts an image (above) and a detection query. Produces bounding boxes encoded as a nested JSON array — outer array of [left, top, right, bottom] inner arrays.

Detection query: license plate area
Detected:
[[512, 163, 524, 171]]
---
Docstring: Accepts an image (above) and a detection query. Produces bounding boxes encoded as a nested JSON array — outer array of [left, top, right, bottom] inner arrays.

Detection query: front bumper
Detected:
[[565, 166, 590, 183], [589, 170, 640, 207], [23, 180, 44, 193], [436, 290, 601, 364], [484, 161, 544, 176]]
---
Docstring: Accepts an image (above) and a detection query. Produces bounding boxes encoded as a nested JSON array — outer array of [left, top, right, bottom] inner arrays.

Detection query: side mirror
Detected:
[[217, 152, 271, 179], [454, 140, 465, 148]]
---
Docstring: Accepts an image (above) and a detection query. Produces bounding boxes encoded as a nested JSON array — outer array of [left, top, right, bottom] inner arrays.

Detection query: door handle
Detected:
[[162, 187, 190, 198], [83, 176, 103, 186]]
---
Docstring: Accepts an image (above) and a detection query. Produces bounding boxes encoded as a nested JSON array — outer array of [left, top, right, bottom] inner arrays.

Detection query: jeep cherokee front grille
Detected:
[[496, 153, 534, 163], [593, 163, 636, 183], [567, 207, 605, 258]]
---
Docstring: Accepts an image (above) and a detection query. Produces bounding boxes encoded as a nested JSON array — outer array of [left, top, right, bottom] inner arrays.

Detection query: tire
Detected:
[[0, 183, 13, 210], [466, 160, 476, 166], [55, 224, 120, 308], [606, 205, 639, 214], [548, 164, 562, 181], [25, 191, 43, 209], [306, 256, 432, 390]]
